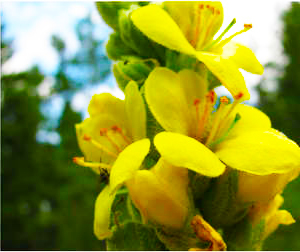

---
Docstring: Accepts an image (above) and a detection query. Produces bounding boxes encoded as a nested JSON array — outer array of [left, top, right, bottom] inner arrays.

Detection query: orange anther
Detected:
[[111, 125, 122, 133], [199, 4, 204, 9], [216, 9, 220, 15], [100, 128, 108, 136], [220, 96, 229, 104], [206, 90, 216, 103], [234, 92, 244, 100], [206, 4, 210, 8], [73, 156, 84, 164], [194, 98, 201, 106], [211, 7, 215, 14], [83, 134, 91, 141], [244, 24, 252, 29]]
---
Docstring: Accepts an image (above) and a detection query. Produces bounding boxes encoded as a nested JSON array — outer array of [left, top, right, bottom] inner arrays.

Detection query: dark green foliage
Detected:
[[107, 222, 166, 251], [257, 3, 300, 250], [1, 14, 110, 250]]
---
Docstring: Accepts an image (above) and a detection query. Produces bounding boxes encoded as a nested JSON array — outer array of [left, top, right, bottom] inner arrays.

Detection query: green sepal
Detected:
[[113, 59, 158, 91], [189, 171, 211, 201], [119, 6, 160, 59], [223, 217, 265, 251], [106, 32, 137, 61], [106, 222, 166, 251], [95, 2, 133, 31], [199, 169, 251, 229]]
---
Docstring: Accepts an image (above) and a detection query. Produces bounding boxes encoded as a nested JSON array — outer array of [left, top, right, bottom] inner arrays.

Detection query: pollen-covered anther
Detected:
[[193, 98, 201, 106], [244, 24, 253, 29], [73, 156, 84, 164], [83, 134, 91, 141], [206, 90, 216, 104], [234, 92, 244, 100], [100, 128, 108, 136], [220, 96, 229, 104], [111, 125, 131, 145]]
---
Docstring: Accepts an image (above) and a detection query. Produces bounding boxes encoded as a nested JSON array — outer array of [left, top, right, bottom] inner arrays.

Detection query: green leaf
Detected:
[[106, 222, 166, 251]]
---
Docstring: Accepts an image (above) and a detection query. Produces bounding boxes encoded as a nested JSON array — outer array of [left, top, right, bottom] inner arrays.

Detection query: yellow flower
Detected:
[[249, 194, 295, 240], [131, 2, 264, 101], [74, 81, 149, 239], [74, 81, 194, 238], [145, 67, 300, 180]]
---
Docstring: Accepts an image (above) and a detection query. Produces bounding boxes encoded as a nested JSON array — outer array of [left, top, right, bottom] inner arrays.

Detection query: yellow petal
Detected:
[[215, 130, 300, 175], [238, 169, 299, 203], [125, 81, 146, 141], [154, 132, 226, 177], [94, 186, 116, 240], [221, 41, 264, 75], [195, 51, 250, 101], [226, 104, 271, 139], [127, 169, 188, 229], [152, 158, 190, 209], [131, 4, 196, 55], [145, 67, 192, 135], [88, 93, 126, 121], [110, 138, 150, 194]]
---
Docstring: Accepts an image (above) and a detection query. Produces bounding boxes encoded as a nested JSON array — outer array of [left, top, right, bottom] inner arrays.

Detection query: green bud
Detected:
[[198, 169, 251, 229], [106, 32, 137, 61], [113, 58, 158, 91], [118, 6, 160, 59], [95, 2, 133, 31], [223, 217, 265, 251]]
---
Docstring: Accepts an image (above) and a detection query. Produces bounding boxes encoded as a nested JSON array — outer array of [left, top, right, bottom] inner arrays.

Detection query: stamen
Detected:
[[73, 156, 112, 173], [83, 134, 118, 158], [100, 128, 122, 153], [205, 96, 229, 146], [214, 93, 242, 139], [111, 125, 131, 145], [209, 113, 241, 149], [191, 5, 203, 48], [215, 23, 252, 49], [197, 91, 216, 139], [203, 18, 236, 51]]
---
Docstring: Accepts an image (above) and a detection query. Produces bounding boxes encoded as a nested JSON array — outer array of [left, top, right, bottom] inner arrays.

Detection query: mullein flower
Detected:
[[131, 2, 263, 101], [145, 67, 300, 181], [74, 81, 198, 239], [74, 81, 148, 239]]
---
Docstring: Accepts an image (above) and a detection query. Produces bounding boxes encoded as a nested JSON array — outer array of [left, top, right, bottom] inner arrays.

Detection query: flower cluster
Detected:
[[74, 2, 300, 250]]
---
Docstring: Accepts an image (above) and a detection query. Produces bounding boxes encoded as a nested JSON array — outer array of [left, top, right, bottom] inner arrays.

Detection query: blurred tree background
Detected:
[[1, 14, 110, 250], [1, 2, 300, 251], [257, 2, 300, 251]]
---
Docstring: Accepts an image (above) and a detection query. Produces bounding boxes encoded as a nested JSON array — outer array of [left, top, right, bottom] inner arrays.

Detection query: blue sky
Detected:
[[1, 1, 291, 144], [1, 1, 291, 104]]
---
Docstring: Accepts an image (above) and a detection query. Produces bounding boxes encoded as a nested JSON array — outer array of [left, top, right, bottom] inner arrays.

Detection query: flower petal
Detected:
[[215, 130, 300, 175], [145, 67, 192, 135], [128, 169, 188, 229], [221, 41, 264, 75], [125, 81, 147, 141], [94, 186, 116, 240], [110, 138, 150, 194], [154, 132, 226, 177], [131, 4, 196, 55], [88, 93, 126, 121], [226, 104, 271, 138], [195, 51, 250, 101]]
